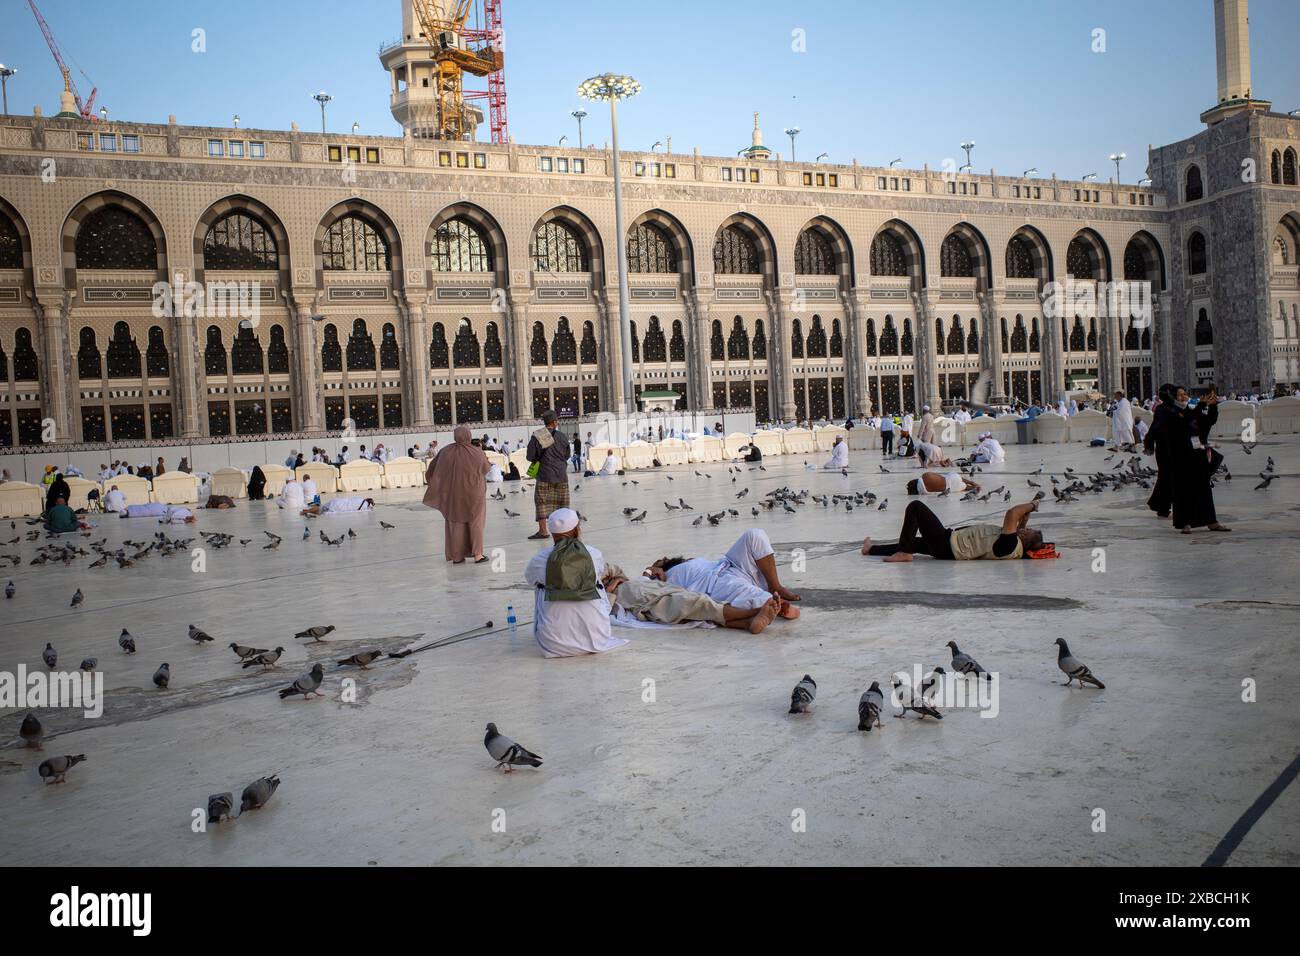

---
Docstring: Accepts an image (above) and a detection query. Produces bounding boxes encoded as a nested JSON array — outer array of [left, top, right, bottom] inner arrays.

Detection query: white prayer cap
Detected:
[[547, 508, 579, 534], [979, 431, 992, 440], [923, 405, 930, 412]]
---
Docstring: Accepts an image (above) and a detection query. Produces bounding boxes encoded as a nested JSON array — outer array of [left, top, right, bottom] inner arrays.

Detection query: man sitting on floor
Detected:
[[862, 499, 1044, 562], [967, 431, 1005, 464], [101, 485, 128, 513], [45, 497, 78, 534], [524, 508, 627, 658], [823, 436, 849, 469], [602, 564, 780, 634], [646, 528, 801, 619]]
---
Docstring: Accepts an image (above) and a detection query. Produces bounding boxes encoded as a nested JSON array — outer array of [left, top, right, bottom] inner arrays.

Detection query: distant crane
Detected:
[[410, 0, 506, 143], [28, 0, 99, 120]]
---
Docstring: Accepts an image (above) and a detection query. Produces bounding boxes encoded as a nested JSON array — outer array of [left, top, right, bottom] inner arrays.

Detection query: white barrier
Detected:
[[339, 459, 383, 492], [210, 467, 248, 499], [654, 438, 690, 465], [382, 456, 427, 489], [151, 471, 202, 504], [296, 463, 338, 493], [688, 435, 724, 462], [781, 428, 816, 455], [0, 481, 44, 518]]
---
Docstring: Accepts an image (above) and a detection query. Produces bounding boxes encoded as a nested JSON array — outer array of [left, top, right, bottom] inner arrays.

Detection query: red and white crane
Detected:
[[28, 0, 99, 120]]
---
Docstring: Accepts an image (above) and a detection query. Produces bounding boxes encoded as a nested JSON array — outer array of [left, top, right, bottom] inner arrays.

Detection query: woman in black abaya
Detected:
[[1144, 384, 1229, 533]]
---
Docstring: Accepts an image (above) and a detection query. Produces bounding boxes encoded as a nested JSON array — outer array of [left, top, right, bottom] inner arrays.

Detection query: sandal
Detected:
[[475, 555, 490, 563], [527, 531, 548, 540]]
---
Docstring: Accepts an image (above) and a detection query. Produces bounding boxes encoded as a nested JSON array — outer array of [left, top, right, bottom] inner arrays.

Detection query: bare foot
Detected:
[[748, 598, 780, 634], [776, 598, 800, 620], [861, 535, 872, 555], [1209, 523, 1231, 532], [882, 551, 914, 562], [776, 586, 802, 602], [1180, 526, 1192, 534]]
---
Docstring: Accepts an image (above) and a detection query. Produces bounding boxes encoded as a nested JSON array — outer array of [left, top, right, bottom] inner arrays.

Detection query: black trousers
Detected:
[[868, 500, 955, 559], [881, 432, 894, 455]]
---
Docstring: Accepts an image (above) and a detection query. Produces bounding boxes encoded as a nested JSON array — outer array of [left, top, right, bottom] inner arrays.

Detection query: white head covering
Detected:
[[547, 508, 579, 534]]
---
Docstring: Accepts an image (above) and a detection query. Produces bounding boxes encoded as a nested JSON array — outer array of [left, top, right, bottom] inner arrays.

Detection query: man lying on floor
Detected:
[[300, 496, 375, 516], [119, 502, 197, 523], [601, 564, 780, 634], [862, 499, 1045, 562], [906, 470, 979, 496], [645, 528, 801, 619]]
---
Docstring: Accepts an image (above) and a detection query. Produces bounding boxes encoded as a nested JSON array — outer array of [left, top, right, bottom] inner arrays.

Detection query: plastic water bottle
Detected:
[[506, 605, 517, 635]]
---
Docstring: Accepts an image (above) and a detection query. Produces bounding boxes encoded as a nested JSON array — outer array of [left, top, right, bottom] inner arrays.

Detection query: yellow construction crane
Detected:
[[410, 0, 504, 141]]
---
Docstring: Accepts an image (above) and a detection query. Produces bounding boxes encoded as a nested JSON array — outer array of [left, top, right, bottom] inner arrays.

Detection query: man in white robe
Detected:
[[101, 486, 128, 513], [823, 437, 849, 469], [1110, 391, 1135, 447], [650, 528, 800, 618], [599, 451, 619, 475], [524, 508, 627, 658], [278, 479, 306, 511], [970, 432, 1005, 463]]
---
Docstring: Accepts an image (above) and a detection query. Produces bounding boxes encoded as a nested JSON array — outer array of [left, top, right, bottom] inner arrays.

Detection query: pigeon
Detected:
[[4, 580, 13, 599], [691, 516, 703, 526], [242, 646, 284, 669], [678, 498, 693, 510], [1054, 638, 1105, 688], [207, 792, 236, 824], [483, 722, 543, 772], [263, 531, 282, 541], [188, 624, 215, 646], [153, 663, 170, 689], [303, 526, 311, 540], [1027, 479, 1041, 488], [263, 539, 281, 551], [891, 677, 943, 719], [42, 643, 57, 668], [239, 538, 253, 547], [79, 657, 97, 672], [877, 499, 888, 511], [70, 589, 83, 609], [278, 662, 325, 699], [38, 754, 87, 784], [504, 508, 520, 517], [240, 774, 280, 811], [229, 642, 263, 661], [879, 464, 890, 474], [858, 682, 884, 732], [336, 649, 383, 670], [920, 667, 946, 703], [1254, 473, 1274, 491], [347, 528, 357, 540], [664, 502, 679, 511], [118, 628, 137, 654], [946, 640, 991, 681], [789, 674, 817, 714], [19, 712, 43, 749], [380, 521, 395, 530], [294, 625, 335, 643], [630, 510, 647, 523]]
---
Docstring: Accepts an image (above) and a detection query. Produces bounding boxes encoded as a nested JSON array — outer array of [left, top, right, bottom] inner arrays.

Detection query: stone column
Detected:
[[766, 288, 796, 420], [32, 290, 74, 443], [685, 287, 711, 411], [843, 289, 871, 416], [1152, 292, 1173, 390], [399, 292, 432, 428], [595, 286, 625, 414], [288, 289, 323, 432], [914, 290, 942, 409], [978, 290, 1005, 402], [1042, 304, 1065, 402], [505, 290, 532, 420], [171, 300, 203, 439], [1098, 294, 1122, 394]]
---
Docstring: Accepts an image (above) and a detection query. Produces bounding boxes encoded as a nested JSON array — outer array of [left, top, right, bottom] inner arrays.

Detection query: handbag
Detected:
[[526, 460, 540, 479]]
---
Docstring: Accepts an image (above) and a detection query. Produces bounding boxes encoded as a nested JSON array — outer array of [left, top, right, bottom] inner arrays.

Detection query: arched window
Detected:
[[794, 229, 835, 275], [806, 316, 827, 357], [146, 326, 169, 377], [484, 322, 503, 367], [1187, 232, 1208, 275], [533, 221, 587, 272], [871, 232, 907, 276], [579, 321, 597, 364], [940, 234, 973, 277], [865, 318, 877, 356], [669, 320, 685, 362], [205, 326, 228, 375], [901, 318, 913, 356], [321, 324, 342, 372], [0, 212, 22, 269], [1067, 237, 1099, 280], [629, 321, 639, 362], [967, 317, 979, 354], [752, 319, 767, 359], [710, 319, 725, 360], [1185, 164, 1204, 202], [1010, 315, 1027, 352], [1196, 309, 1213, 346], [346, 318, 376, 370], [947, 316, 964, 354], [380, 323, 400, 370], [627, 223, 677, 273], [1124, 243, 1147, 281], [431, 217, 491, 272], [1272, 150, 1283, 185], [450, 319, 479, 367], [552, 317, 577, 365], [790, 319, 804, 358], [1006, 236, 1034, 279], [643, 316, 666, 362], [1069, 317, 1086, 352], [322, 214, 390, 271], [12, 328, 37, 380], [1087, 317, 1098, 351], [880, 315, 899, 355], [1029, 317, 1040, 352], [713, 226, 759, 274], [75, 206, 156, 269], [830, 318, 843, 358], [935, 317, 946, 355], [1284, 148, 1298, 187], [429, 322, 449, 368], [204, 211, 278, 270], [529, 322, 548, 365], [77, 328, 101, 380], [267, 325, 289, 374], [231, 324, 264, 375]]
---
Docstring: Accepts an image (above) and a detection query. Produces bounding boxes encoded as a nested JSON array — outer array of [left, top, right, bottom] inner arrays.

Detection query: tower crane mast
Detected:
[[27, 0, 99, 120]]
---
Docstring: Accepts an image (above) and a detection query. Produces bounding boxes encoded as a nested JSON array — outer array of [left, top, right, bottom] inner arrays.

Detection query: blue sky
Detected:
[[3, 0, 1298, 182]]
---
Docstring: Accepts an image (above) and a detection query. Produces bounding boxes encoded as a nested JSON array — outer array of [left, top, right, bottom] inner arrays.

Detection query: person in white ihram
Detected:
[[1110, 390, 1135, 448], [101, 485, 127, 513], [599, 451, 619, 476], [823, 435, 849, 469], [278, 477, 305, 510], [524, 508, 627, 658], [301, 474, 318, 502], [970, 431, 1005, 464]]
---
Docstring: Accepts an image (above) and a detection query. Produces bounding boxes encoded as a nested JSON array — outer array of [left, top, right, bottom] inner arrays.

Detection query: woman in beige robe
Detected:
[[423, 425, 491, 563]]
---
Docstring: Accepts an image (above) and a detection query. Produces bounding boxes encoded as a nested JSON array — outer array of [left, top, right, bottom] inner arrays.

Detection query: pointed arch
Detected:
[[1123, 230, 1167, 290], [1005, 224, 1053, 284], [794, 215, 854, 282], [194, 194, 291, 287], [531, 206, 604, 282], [428, 201, 508, 287], [869, 219, 926, 286], [1066, 228, 1111, 281], [712, 212, 777, 281], [314, 198, 402, 284], [627, 209, 694, 281], [63, 190, 167, 284], [940, 222, 992, 289]]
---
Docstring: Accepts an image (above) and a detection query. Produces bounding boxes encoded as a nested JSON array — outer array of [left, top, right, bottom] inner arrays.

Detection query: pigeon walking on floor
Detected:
[[79, 657, 97, 672], [207, 792, 236, 824], [188, 624, 215, 646], [858, 682, 884, 732], [278, 662, 325, 700], [42, 643, 57, 668], [4, 580, 13, 599], [229, 642, 262, 661], [70, 589, 83, 609], [38, 754, 86, 784], [892, 677, 943, 719], [946, 640, 992, 681], [1054, 638, 1105, 688], [336, 649, 383, 670], [240, 775, 280, 811], [294, 625, 335, 643], [484, 722, 543, 772], [153, 663, 170, 689], [118, 628, 137, 654], [242, 646, 284, 669], [19, 712, 43, 749], [789, 674, 817, 714]]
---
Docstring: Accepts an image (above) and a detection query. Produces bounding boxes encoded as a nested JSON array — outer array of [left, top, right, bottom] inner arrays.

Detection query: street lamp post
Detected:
[[570, 108, 588, 148], [579, 73, 641, 417], [233, 114, 241, 129], [0, 65, 16, 117], [784, 126, 800, 161], [313, 91, 332, 135], [960, 140, 975, 172], [1109, 151, 1126, 182], [1023, 167, 1038, 177]]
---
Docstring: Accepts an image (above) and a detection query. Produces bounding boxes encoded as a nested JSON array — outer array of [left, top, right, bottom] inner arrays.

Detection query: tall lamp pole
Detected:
[[0, 65, 15, 117], [1109, 151, 1126, 182], [570, 108, 588, 148], [784, 126, 800, 161], [960, 140, 976, 172], [313, 91, 332, 135], [579, 73, 641, 416]]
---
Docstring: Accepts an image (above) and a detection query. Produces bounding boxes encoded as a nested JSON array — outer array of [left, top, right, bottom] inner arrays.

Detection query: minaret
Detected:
[[1201, 0, 1270, 125], [379, 0, 482, 139], [738, 112, 772, 160]]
